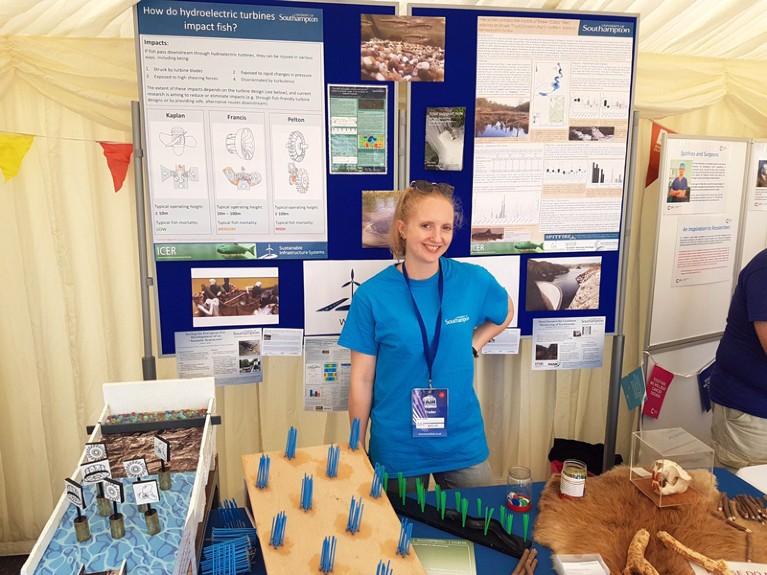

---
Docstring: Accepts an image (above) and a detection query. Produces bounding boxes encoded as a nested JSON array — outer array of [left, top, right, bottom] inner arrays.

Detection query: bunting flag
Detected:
[[645, 121, 676, 187], [642, 364, 674, 419], [0, 133, 34, 183], [99, 142, 134, 192]]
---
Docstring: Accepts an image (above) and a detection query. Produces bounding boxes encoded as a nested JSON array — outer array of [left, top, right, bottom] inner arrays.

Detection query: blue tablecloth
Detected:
[[218, 467, 763, 575]]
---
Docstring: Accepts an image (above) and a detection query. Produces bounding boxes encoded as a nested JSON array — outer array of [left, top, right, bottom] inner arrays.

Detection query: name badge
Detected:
[[412, 388, 448, 437]]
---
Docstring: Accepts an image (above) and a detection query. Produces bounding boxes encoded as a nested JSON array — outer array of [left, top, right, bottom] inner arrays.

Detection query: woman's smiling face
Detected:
[[397, 195, 455, 270]]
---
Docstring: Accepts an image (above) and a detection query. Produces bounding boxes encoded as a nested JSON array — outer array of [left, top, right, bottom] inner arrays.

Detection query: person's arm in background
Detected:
[[349, 350, 377, 452], [756, 321, 767, 355], [472, 295, 515, 351]]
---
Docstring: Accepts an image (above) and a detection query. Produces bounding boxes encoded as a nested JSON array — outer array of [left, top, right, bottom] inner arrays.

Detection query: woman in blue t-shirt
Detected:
[[338, 181, 514, 491]]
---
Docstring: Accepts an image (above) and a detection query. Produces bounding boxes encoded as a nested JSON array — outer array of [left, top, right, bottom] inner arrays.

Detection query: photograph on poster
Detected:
[[239, 340, 261, 356], [425, 107, 466, 171], [667, 160, 691, 203], [475, 97, 529, 138], [191, 267, 279, 327], [535, 342, 559, 361], [361, 14, 445, 82], [568, 125, 615, 142], [470, 227, 506, 243], [238, 339, 262, 375], [526, 256, 601, 312], [757, 159, 767, 187], [361, 190, 402, 248]]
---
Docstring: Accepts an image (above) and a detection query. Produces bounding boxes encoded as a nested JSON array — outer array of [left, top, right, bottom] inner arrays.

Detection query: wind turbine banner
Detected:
[[303, 260, 391, 335]]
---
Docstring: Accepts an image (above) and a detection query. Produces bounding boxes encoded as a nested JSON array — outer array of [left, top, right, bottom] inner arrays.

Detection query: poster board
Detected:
[[406, 4, 639, 336], [135, 0, 399, 354], [742, 139, 767, 267], [646, 135, 749, 349]]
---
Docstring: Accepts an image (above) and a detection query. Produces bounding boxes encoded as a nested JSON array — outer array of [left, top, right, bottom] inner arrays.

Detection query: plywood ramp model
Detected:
[[243, 444, 427, 574]]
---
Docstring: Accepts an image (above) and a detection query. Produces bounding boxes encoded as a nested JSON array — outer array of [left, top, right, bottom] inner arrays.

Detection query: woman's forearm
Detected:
[[349, 350, 377, 449]]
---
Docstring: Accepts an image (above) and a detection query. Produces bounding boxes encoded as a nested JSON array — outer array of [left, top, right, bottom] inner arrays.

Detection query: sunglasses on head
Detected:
[[410, 180, 455, 196]]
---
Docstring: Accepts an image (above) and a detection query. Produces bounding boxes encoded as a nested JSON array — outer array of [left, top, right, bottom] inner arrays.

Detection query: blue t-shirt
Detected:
[[338, 258, 509, 477], [710, 248, 767, 417]]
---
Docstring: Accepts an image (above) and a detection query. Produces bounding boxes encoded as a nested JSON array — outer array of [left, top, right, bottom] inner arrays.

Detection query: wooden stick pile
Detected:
[[511, 547, 538, 575]]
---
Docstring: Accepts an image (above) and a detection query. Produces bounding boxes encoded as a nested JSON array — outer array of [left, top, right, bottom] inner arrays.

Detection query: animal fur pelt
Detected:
[[534, 466, 767, 574]]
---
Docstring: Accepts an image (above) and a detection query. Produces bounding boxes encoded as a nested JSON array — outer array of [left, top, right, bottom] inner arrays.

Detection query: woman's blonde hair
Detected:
[[389, 180, 464, 260]]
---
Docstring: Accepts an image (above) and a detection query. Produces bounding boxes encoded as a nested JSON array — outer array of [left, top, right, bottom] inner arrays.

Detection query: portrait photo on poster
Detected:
[[667, 160, 691, 203], [757, 159, 767, 188]]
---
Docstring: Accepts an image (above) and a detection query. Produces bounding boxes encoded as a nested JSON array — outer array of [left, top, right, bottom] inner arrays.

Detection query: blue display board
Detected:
[[406, 4, 638, 337], [136, 0, 398, 354], [138, 1, 637, 354]]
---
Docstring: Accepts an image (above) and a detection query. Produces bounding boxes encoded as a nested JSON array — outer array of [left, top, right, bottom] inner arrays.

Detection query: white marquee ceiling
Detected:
[[1, 0, 766, 61]]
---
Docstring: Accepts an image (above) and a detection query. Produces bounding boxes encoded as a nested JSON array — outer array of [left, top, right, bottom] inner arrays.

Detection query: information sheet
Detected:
[[175, 328, 263, 385], [328, 84, 387, 174], [411, 538, 477, 575], [692, 561, 767, 575], [304, 336, 351, 411], [481, 327, 521, 355], [671, 215, 736, 287], [470, 17, 635, 255], [532, 316, 606, 370], [425, 107, 466, 171], [137, 0, 328, 261], [262, 328, 304, 356], [749, 141, 767, 210], [661, 138, 731, 216]]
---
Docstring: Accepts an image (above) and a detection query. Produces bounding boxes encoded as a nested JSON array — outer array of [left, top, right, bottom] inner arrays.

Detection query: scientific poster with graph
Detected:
[[470, 16, 633, 255], [137, 0, 328, 261]]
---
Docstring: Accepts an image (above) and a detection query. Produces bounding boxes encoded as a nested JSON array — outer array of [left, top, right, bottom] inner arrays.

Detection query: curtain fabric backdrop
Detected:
[[2, 7, 767, 554]]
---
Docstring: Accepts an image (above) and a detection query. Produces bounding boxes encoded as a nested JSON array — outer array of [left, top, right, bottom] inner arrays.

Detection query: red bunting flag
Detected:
[[99, 142, 134, 192], [0, 133, 34, 182], [642, 364, 674, 419], [645, 121, 675, 187]]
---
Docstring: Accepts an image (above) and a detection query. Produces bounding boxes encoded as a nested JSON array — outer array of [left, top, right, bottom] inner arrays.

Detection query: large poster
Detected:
[[470, 17, 634, 255], [137, 0, 328, 261]]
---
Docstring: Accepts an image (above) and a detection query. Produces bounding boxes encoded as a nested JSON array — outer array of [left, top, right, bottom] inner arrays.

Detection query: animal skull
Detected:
[[651, 459, 692, 495]]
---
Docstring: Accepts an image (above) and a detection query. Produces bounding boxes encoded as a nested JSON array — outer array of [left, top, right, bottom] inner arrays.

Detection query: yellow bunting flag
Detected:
[[0, 133, 34, 183], [99, 142, 134, 192]]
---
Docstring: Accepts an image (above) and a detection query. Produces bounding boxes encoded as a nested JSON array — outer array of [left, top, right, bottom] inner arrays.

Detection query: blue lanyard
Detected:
[[402, 261, 444, 389]]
